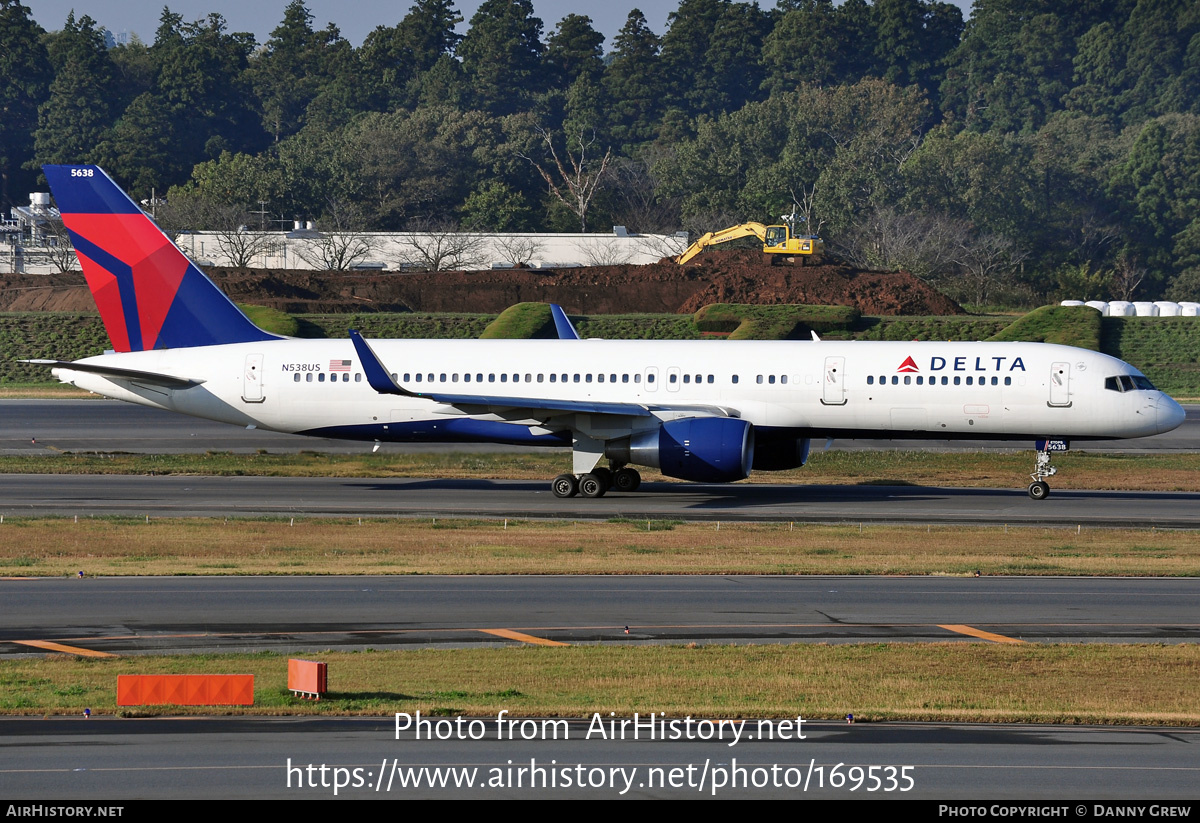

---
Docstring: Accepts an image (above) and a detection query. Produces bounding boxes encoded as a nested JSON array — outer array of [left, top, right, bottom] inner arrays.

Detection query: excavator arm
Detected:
[[676, 223, 768, 265]]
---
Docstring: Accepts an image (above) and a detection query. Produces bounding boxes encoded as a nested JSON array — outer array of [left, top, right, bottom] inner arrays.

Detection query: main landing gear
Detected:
[[550, 466, 642, 498], [1027, 448, 1057, 500]]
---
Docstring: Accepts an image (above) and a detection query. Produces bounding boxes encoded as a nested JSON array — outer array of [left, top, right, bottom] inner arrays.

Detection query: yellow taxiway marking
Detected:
[[938, 624, 1025, 644], [12, 640, 117, 658], [479, 628, 568, 647]]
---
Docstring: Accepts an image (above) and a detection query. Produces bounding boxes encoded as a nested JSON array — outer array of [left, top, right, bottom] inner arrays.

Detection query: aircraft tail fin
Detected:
[[42, 165, 279, 351]]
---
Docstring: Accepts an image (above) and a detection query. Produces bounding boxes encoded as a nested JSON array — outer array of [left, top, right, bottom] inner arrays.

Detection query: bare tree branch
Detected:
[[493, 235, 545, 267], [519, 127, 613, 232], [156, 194, 279, 267], [395, 218, 489, 271], [293, 199, 378, 271], [578, 237, 633, 267]]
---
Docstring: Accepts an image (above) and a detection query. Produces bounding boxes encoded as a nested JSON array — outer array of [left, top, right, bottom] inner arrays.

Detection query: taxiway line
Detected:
[[479, 628, 569, 646], [11, 639, 117, 657], [939, 624, 1025, 644]]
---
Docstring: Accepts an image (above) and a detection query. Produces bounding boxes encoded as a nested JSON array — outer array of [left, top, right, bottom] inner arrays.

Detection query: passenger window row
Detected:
[[867, 375, 1012, 386], [292, 370, 752, 388], [294, 372, 359, 383], [398, 372, 649, 385]]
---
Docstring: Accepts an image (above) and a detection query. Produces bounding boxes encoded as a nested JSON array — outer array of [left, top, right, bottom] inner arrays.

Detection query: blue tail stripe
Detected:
[[66, 229, 144, 351], [42, 166, 141, 214]]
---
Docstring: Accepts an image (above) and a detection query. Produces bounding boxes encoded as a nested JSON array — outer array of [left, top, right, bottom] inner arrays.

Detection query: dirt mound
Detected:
[[0, 273, 96, 312], [0, 249, 963, 316]]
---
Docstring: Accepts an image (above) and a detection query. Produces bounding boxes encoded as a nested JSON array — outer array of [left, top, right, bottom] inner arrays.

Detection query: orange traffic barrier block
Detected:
[[288, 659, 327, 700], [117, 674, 254, 706]]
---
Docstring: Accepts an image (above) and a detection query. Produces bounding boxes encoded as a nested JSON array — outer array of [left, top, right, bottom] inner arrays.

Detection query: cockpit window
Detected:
[[1106, 374, 1158, 392]]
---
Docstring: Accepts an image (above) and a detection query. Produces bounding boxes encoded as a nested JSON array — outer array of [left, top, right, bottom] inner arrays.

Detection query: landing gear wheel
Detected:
[[578, 473, 607, 498], [551, 473, 578, 498], [613, 467, 641, 492], [591, 467, 613, 490], [1028, 447, 1058, 501]]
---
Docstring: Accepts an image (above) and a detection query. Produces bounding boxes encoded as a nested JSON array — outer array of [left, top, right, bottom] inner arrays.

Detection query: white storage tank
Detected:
[[1108, 301, 1135, 316], [1155, 301, 1182, 316], [1084, 300, 1109, 314]]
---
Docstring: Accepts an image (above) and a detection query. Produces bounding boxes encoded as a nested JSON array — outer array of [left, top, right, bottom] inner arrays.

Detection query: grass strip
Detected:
[[2, 518, 1198, 577], [2, 644, 1197, 724], [4, 450, 1200, 492]]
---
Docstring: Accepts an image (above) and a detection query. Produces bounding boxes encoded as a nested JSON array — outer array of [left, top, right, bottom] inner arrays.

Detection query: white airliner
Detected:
[[29, 165, 1186, 500]]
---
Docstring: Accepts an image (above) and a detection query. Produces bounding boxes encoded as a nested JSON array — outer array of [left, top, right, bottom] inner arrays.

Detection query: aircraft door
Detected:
[[1049, 361, 1071, 407], [644, 366, 659, 392], [666, 367, 681, 392], [821, 356, 846, 405], [242, 354, 265, 403]]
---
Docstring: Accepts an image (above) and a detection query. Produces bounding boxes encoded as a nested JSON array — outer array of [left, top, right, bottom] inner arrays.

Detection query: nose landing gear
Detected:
[[1028, 446, 1059, 500]]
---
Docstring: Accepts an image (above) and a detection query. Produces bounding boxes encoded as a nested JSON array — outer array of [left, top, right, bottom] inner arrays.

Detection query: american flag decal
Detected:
[[329, 359, 352, 372]]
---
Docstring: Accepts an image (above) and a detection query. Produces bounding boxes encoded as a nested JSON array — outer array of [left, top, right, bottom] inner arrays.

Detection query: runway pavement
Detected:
[[4, 400, 1198, 801], [3, 716, 1197, 799], [4, 576, 1198, 656], [3, 399, 1198, 454], [2, 473, 1199, 527], [3, 575, 1199, 799]]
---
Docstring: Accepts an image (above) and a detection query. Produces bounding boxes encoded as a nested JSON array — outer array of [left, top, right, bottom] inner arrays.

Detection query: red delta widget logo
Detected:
[[897, 355, 1027, 373]]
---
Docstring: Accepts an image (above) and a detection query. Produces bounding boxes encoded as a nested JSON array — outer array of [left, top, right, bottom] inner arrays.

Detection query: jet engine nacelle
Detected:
[[752, 431, 811, 471], [609, 417, 755, 483]]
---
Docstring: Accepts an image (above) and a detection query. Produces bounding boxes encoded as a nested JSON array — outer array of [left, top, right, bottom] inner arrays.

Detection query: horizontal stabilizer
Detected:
[[22, 359, 204, 388]]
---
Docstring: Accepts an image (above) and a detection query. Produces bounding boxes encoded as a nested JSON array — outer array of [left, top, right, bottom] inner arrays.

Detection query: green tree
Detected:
[[0, 0, 50, 206], [659, 0, 770, 117], [151, 11, 264, 175], [546, 14, 604, 88], [33, 13, 114, 168], [96, 92, 176, 199], [872, 0, 963, 101], [359, 0, 462, 110], [460, 180, 535, 231], [602, 9, 663, 150], [761, 0, 848, 93], [458, 0, 545, 116], [249, 1, 329, 140], [1064, 22, 1127, 121], [1108, 113, 1200, 290]]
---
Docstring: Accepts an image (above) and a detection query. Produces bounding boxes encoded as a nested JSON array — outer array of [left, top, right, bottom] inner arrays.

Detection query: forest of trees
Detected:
[[4, 0, 1200, 305]]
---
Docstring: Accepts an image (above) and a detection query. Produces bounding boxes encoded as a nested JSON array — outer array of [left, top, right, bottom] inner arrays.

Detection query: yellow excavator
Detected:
[[676, 212, 823, 265]]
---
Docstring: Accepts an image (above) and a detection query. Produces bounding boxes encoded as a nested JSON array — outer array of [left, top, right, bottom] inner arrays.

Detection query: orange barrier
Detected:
[[288, 659, 328, 700], [117, 674, 254, 706]]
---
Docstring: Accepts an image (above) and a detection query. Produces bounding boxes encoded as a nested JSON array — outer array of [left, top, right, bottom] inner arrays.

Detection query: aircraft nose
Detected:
[[1157, 394, 1186, 434]]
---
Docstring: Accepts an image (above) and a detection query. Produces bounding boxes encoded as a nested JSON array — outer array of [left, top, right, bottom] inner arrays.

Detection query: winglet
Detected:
[[349, 330, 415, 397], [550, 304, 580, 340]]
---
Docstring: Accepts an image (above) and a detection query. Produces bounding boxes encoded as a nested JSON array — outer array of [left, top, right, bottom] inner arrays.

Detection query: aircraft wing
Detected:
[[348, 331, 735, 421], [21, 359, 205, 388]]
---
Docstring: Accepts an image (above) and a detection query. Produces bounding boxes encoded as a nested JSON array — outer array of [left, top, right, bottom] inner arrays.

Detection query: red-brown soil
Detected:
[[0, 249, 962, 316]]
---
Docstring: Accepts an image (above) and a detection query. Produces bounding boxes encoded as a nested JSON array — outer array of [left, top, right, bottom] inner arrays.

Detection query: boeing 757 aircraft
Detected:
[[27, 165, 1186, 500]]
